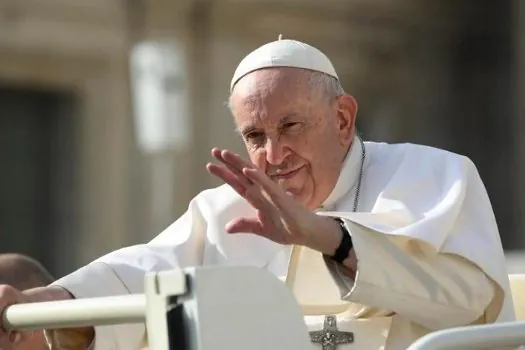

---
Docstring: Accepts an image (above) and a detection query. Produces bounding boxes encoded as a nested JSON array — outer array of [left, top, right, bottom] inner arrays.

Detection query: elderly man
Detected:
[[0, 38, 515, 349], [0, 254, 54, 350]]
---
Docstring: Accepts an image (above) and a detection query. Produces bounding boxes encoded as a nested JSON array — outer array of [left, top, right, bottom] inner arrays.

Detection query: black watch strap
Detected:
[[328, 218, 353, 263]]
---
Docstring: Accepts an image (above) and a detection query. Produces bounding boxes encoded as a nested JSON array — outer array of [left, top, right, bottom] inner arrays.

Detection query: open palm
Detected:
[[206, 148, 316, 247]]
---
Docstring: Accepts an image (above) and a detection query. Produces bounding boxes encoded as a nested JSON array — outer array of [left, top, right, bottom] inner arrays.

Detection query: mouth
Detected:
[[270, 166, 304, 181]]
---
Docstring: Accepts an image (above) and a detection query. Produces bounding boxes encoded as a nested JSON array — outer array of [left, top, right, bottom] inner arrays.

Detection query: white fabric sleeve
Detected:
[[46, 199, 207, 350], [44, 262, 142, 350], [324, 218, 497, 330]]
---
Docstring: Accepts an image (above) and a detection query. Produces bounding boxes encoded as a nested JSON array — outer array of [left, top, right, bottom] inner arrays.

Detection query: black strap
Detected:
[[328, 218, 353, 263]]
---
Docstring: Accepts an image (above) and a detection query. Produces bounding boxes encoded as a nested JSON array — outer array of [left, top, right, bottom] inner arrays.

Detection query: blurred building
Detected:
[[0, 0, 523, 277]]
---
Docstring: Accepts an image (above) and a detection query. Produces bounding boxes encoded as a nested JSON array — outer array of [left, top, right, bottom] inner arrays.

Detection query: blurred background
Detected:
[[0, 0, 524, 278]]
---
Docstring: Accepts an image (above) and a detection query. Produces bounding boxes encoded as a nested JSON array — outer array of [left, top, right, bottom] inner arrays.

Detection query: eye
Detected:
[[282, 122, 301, 132], [244, 131, 265, 143]]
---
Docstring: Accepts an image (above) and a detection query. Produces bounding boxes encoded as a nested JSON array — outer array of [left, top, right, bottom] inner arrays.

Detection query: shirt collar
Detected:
[[319, 137, 364, 211]]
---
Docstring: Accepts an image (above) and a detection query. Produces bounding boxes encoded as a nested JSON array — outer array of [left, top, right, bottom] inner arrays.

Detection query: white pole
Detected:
[[3, 295, 146, 331]]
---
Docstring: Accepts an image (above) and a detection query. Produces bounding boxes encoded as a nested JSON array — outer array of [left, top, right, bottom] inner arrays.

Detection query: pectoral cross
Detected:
[[309, 315, 354, 350]]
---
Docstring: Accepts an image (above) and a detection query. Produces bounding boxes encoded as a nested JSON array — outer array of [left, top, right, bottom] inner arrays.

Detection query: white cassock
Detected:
[[49, 140, 515, 350]]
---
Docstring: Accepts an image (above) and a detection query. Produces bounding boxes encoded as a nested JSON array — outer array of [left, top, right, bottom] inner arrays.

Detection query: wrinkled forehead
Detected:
[[230, 68, 313, 117]]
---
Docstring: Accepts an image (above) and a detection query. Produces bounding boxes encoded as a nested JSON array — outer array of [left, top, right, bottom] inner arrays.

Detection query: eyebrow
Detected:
[[237, 125, 257, 136], [236, 115, 299, 135]]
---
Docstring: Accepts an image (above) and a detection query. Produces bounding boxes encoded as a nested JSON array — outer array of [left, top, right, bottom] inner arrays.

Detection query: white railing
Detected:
[[6, 298, 525, 350], [3, 295, 146, 331], [1, 267, 314, 350], [2, 266, 524, 350], [407, 321, 525, 350]]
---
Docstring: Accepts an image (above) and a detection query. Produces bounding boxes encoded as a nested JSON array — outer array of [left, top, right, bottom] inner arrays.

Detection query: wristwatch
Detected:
[[327, 218, 353, 263]]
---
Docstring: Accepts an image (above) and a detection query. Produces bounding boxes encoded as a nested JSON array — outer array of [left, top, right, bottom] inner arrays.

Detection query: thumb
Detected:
[[226, 217, 263, 234]]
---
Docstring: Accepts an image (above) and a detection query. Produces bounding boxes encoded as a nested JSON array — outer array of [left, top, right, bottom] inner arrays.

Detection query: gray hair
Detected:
[[307, 70, 345, 99], [226, 70, 345, 111]]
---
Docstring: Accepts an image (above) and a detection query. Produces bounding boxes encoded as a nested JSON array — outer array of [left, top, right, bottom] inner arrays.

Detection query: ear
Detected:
[[336, 94, 358, 144]]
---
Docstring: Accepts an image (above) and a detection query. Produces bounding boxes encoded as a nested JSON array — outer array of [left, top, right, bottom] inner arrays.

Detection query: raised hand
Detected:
[[206, 148, 341, 255]]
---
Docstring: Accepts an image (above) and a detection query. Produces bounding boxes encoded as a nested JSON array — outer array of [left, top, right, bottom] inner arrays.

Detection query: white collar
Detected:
[[320, 137, 364, 211]]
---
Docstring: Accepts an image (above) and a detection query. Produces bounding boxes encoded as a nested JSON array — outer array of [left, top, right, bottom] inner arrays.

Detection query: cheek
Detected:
[[302, 134, 340, 174], [289, 134, 326, 167]]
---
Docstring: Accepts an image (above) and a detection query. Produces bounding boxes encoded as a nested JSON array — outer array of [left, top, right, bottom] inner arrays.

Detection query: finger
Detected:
[[220, 150, 254, 172], [243, 168, 295, 210], [211, 148, 253, 186], [210, 147, 224, 161], [226, 217, 263, 234], [211, 148, 236, 167], [7, 331, 20, 344], [207, 164, 267, 209], [206, 163, 247, 195]]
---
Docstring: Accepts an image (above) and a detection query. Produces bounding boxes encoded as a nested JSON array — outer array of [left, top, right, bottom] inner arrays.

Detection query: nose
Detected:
[[264, 137, 290, 165]]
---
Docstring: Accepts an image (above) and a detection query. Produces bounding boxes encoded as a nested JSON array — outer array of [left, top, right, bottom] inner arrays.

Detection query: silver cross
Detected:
[[309, 315, 354, 350]]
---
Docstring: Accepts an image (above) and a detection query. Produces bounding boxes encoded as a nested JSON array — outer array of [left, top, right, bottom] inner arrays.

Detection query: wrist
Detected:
[[307, 216, 343, 255], [326, 218, 354, 263]]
